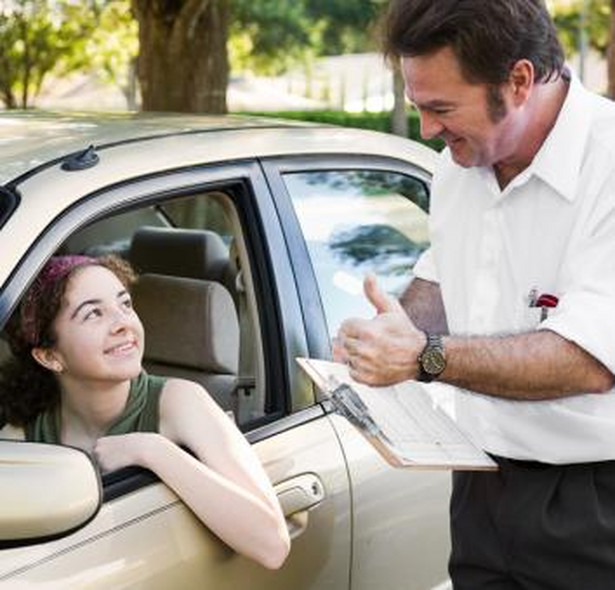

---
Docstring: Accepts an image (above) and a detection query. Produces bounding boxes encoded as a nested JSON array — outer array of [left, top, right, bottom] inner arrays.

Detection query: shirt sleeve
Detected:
[[412, 247, 439, 283], [539, 194, 615, 374]]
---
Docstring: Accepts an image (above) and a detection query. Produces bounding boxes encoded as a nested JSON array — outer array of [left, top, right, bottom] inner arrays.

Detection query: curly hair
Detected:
[[0, 254, 137, 427]]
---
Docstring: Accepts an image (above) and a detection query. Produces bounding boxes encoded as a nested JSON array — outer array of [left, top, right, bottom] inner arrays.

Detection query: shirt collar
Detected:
[[526, 71, 593, 202]]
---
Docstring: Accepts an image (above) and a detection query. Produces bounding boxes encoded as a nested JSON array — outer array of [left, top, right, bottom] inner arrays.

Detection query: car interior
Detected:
[[0, 189, 270, 438]]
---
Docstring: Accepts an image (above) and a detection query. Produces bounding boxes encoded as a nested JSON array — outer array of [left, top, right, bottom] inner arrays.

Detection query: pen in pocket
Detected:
[[527, 290, 559, 321]]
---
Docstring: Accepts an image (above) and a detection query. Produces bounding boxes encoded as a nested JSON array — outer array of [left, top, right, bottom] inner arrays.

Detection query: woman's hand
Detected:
[[94, 432, 167, 473]]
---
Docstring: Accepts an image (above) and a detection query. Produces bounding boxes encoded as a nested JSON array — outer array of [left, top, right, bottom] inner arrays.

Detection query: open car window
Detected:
[[0, 188, 272, 449], [66, 191, 266, 428]]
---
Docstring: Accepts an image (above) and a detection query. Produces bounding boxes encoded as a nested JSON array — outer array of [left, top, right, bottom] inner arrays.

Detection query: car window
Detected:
[[284, 170, 430, 336], [162, 194, 234, 239], [35, 190, 266, 430]]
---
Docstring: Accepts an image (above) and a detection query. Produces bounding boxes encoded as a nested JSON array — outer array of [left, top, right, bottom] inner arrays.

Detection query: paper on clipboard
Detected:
[[298, 357, 497, 471]]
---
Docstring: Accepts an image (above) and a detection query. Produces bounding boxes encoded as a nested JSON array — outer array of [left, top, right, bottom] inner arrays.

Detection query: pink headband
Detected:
[[20, 255, 96, 347]]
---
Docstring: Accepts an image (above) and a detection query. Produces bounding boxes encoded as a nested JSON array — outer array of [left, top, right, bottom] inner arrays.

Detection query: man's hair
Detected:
[[383, 0, 565, 85]]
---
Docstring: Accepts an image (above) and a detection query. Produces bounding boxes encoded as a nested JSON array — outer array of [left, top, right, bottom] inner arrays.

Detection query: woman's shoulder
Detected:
[[157, 378, 223, 443], [158, 377, 217, 416], [160, 377, 208, 398]]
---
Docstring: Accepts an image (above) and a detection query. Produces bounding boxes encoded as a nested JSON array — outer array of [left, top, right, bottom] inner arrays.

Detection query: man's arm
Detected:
[[399, 278, 449, 334], [336, 277, 614, 399], [442, 330, 614, 399]]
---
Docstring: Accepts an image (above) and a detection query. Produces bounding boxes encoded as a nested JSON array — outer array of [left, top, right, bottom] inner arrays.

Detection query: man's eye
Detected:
[[122, 298, 133, 309]]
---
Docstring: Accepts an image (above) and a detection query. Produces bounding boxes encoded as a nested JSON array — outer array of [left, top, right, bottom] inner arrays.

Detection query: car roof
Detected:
[[0, 111, 313, 185]]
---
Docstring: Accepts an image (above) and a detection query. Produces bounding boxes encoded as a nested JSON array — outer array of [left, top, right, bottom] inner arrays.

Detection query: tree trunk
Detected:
[[131, 0, 229, 113], [391, 66, 408, 137], [609, 0, 615, 99], [123, 57, 139, 111]]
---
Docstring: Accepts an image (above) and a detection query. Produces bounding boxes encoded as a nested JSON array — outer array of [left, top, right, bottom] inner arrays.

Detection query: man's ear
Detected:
[[508, 59, 534, 106], [31, 347, 63, 373]]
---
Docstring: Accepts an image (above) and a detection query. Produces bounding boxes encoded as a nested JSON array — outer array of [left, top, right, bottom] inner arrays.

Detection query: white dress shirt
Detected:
[[413, 74, 615, 463]]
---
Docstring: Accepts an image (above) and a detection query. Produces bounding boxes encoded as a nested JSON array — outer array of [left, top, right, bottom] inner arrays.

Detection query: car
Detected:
[[0, 111, 451, 589]]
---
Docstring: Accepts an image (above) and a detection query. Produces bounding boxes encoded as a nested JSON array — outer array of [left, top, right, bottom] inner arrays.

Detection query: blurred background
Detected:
[[0, 0, 613, 145]]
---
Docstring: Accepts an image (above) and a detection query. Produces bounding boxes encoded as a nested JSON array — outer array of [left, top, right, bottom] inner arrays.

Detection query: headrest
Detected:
[[130, 227, 229, 283], [132, 275, 239, 374]]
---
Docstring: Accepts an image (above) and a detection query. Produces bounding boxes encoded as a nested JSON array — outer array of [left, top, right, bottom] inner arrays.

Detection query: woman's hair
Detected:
[[382, 0, 565, 85], [0, 254, 137, 427]]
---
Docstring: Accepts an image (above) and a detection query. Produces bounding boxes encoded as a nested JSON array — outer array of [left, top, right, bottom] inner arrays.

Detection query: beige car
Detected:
[[0, 112, 451, 589]]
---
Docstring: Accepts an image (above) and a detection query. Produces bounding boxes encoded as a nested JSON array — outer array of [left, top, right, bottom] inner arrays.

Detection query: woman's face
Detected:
[[45, 265, 144, 383]]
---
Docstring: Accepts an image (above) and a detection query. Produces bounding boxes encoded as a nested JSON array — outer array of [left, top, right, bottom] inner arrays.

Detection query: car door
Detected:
[[0, 160, 352, 588], [262, 156, 453, 590]]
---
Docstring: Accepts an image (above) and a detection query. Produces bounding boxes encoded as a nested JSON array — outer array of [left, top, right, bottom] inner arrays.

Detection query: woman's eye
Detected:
[[84, 308, 102, 321], [122, 298, 133, 309]]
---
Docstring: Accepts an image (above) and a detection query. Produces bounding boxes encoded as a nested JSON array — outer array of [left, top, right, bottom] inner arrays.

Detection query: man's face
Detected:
[[401, 46, 519, 168]]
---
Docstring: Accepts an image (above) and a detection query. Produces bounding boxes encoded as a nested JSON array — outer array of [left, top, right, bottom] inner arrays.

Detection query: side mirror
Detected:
[[0, 441, 101, 543]]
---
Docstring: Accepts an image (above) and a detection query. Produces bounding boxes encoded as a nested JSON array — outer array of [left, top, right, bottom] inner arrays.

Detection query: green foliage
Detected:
[[243, 109, 445, 151], [230, 0, 384, 75], [552, 0, 612, 56], [83, 1, 138, 105], [0, 0, 97, 108]]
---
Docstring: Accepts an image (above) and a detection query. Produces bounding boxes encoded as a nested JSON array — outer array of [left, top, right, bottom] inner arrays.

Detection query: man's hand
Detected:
[[333, 275, 426, 386]]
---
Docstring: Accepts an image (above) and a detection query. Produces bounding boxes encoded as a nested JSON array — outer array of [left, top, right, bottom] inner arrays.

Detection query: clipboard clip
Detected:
[[327, 377, 383, 438]]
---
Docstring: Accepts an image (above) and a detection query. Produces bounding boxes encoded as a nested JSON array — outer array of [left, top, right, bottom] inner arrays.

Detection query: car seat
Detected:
[[129, 227, 240, 412]]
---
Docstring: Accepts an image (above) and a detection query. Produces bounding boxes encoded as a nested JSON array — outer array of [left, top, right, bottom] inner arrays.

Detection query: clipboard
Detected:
[[298, 357, 497, 471]]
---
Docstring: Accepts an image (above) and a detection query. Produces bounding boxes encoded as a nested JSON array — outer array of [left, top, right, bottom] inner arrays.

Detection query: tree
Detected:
[[129, 0, 383, 114], [552, 0, 614, 98], [231, 0, 382, 76], [0, 0, 94, 109], [83, 1, 139, 110], [131, 0, 230, 113]]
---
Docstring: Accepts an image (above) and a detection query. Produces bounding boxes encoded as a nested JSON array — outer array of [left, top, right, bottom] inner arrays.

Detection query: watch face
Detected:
[[422, 348, 446, 375]]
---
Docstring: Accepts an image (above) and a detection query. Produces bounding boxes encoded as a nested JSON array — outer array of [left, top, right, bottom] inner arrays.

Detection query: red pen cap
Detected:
[[536, 293, 559, 308]]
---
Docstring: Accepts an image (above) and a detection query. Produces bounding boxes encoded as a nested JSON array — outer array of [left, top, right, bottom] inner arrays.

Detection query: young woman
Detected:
[[0, 254, 290, 570]]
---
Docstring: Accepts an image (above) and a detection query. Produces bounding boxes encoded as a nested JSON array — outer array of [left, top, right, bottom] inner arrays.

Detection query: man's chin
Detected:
[[448, 144, 478, 168], [449, 152, 474, 168]]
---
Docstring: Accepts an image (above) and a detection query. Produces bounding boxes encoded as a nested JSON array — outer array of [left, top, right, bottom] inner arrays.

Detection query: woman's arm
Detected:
[[94, 379, 290, 570]]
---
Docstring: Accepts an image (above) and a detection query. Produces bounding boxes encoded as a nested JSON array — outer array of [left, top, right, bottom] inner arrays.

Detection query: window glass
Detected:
[[285, 170, 429, 336], [162, 193, 233, 240]]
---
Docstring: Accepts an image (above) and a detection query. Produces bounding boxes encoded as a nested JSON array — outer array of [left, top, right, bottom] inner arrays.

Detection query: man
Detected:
[[334, 1, 615, 588]]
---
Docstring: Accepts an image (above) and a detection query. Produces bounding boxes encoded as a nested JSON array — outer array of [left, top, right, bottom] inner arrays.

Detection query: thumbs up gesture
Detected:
[[333, 275, 426, 386], [363, 274, 406, 316]]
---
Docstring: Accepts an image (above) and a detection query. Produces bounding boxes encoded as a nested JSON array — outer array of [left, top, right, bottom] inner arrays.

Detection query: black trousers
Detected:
[[449, 456, 615, 590]]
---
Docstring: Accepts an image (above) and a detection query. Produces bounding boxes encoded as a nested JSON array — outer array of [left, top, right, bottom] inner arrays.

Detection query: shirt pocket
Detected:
[[518, 304, 544, 331]]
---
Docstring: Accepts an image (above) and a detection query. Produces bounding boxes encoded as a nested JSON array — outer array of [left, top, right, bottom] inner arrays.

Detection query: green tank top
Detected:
[[25, 371, 166, 444]]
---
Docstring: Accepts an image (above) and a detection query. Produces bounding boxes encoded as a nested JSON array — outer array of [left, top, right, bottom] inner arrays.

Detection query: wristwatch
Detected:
[[417, 333, 446, 382]]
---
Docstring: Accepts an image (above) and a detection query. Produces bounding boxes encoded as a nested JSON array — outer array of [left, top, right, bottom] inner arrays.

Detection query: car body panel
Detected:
[[0, 111, 310, 184], [0, 415, 351, 589], [329, 416, 452, 590]]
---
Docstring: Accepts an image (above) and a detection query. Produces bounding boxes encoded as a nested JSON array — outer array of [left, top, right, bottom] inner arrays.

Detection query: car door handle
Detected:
[[275, 473, 325, 517], [275, 473, 325, 539]]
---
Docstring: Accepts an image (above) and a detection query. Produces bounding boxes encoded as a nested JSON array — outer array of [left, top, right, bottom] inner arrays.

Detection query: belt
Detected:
[[489, 454, 554, 470], [490, 454, 615, 471]]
